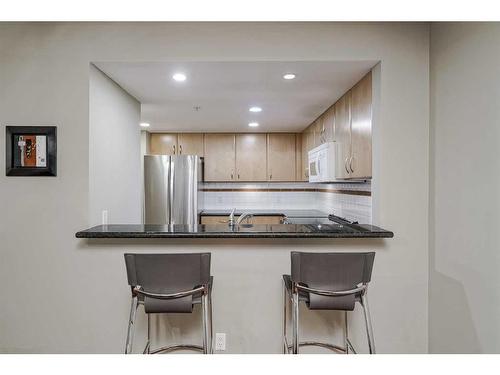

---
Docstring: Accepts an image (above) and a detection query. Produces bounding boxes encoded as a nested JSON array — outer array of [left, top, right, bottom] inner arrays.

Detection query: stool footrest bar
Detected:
[[286, 341, 347, 354], [149, 344, 204, 354]]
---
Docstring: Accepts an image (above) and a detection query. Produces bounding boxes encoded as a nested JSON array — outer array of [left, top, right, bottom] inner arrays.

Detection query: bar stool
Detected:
[[124, 253, 213, 354], [282, 251, 376, 354]]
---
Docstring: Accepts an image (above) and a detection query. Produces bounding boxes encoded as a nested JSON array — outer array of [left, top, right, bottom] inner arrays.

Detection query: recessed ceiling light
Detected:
[[248, 122, 259, 128], [283, 73, 296, 80], [172, 73, 187, 82], [140, 122, 150, 128], [249, 106, 262, 113]]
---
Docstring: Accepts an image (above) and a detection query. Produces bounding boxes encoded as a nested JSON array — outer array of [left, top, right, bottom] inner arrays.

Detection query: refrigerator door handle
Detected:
[[169, 157, 175, 224]]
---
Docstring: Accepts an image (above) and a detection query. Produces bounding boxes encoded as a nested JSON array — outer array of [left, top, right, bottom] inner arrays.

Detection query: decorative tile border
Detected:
[[200, 187, 371, 196]]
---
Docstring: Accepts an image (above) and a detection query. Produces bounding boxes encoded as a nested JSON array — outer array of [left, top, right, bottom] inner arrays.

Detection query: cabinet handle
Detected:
[[237, 174, 240, 180], [173, 145, 176, 154], [231, 172, 233, 180], [179, 145, 182, 154], [345, 157, 350, 174], [349, 156, 354, 173]]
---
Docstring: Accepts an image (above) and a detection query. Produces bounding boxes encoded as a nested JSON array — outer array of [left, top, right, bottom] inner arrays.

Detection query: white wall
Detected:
[[429, 23, 500, 353], [89, 64, 141, 225], [0, 22, 429, 353]]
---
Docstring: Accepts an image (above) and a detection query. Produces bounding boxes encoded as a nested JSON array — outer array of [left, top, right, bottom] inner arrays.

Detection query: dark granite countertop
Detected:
[[75, 223, 394, 239], [200, 209, 329, 217]]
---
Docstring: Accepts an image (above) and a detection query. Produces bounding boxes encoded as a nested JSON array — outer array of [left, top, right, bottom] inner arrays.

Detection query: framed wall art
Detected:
[[5, 126, 57, 176]]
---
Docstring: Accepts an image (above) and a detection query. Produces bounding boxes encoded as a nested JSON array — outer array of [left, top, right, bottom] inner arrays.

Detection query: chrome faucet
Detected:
[[236, 212, 254, 225], [228, 208, 236, 227]]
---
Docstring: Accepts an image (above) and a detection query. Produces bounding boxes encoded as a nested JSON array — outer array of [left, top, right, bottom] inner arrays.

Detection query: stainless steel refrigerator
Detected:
[[144, 155, 203, 225]]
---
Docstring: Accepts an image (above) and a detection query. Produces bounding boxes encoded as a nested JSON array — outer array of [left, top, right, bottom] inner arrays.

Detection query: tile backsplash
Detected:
[[200, 181, 372, 223]]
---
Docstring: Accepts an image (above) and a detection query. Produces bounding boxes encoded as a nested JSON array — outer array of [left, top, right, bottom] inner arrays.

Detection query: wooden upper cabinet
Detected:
[[295, 133, 304, 181], [350, 71, 372, 179], [322, 106, 335, 143], [178, 133, 204, 156], [235, 134, 267, 181], [301, 133, 308, 181], [334, 92, 352, 179], [312, 117, 324, 147], [300, 125, 315, 181], [267, 133, 296, 181], [150, 133, 178, 155], [204, 134, 235, 181]]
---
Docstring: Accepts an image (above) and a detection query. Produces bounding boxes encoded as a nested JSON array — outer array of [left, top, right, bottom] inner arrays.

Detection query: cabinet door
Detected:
[[301, 126, 315, 181], [295, 133, 303, 181], [334, 92, 352, 179], [204, 134, 235, 181], [235, 134, 267, 181], [313, 117, 325, 147], [267, 133, 296, 181], [178, 133, 204, 156], [350, 71, 372, 178], [150, 133, 178, 155], [201, 216, 228, 224], [251, 216, 285, 225], [322, 105, 335, 143]]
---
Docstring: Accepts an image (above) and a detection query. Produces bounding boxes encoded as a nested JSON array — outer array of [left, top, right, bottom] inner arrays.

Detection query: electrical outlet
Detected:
[[215, 333, 226, 351]]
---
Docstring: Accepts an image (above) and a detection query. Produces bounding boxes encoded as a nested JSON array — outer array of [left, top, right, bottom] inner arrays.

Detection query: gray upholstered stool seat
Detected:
[[283, 274, 362, 310], [124, 253, 213, 354], [282, 252, 376, 354]]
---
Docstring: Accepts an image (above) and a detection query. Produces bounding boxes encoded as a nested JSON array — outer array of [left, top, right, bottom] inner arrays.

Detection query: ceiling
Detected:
[[94, 61, 377, 133]]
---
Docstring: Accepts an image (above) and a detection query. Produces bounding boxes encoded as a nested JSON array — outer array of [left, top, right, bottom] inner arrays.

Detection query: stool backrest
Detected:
[[291, 252, 375, 290], [124, 253, 211, 293]]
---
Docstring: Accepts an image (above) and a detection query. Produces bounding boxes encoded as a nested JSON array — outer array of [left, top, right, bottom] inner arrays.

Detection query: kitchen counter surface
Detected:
[[75, 223, 394, 239], [200, 209, 329, 217]]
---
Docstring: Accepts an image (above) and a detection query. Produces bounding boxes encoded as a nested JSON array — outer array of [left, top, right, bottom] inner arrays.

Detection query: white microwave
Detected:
[[308, 142, 337, 182]]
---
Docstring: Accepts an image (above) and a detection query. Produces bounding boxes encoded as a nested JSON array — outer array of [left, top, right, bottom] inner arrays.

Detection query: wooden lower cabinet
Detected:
[[200, 215, 284, 225], [251, 216, 284, 224], [200, 216, 229, 224]]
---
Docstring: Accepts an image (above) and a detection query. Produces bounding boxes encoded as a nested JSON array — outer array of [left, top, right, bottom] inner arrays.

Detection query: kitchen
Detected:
[[76, 60, 392, 353]]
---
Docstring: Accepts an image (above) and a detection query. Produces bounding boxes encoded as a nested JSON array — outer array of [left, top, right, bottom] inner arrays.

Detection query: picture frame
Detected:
[[5, 126, 57, 176]]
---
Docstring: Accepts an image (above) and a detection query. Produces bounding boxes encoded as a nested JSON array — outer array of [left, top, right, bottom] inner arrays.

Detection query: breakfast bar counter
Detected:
[[75, 223, 394, 239]]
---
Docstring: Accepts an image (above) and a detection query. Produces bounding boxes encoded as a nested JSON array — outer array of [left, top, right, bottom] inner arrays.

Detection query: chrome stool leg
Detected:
[[360, 292, 375, 354], [143, 314, 151, 354], [209, 290, 214, 354], [202, 291, 210, 354], [125, 295, 138, 354], [344, 311, 357, 354], [282, 280, 287, 354], [292, 289, 299, 354], [344, 311, 348, 354]]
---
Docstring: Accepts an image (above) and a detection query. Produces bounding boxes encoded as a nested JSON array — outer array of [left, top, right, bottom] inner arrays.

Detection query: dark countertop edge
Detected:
[[76, 233, 393, 239], [75, 229, 394, 239]]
